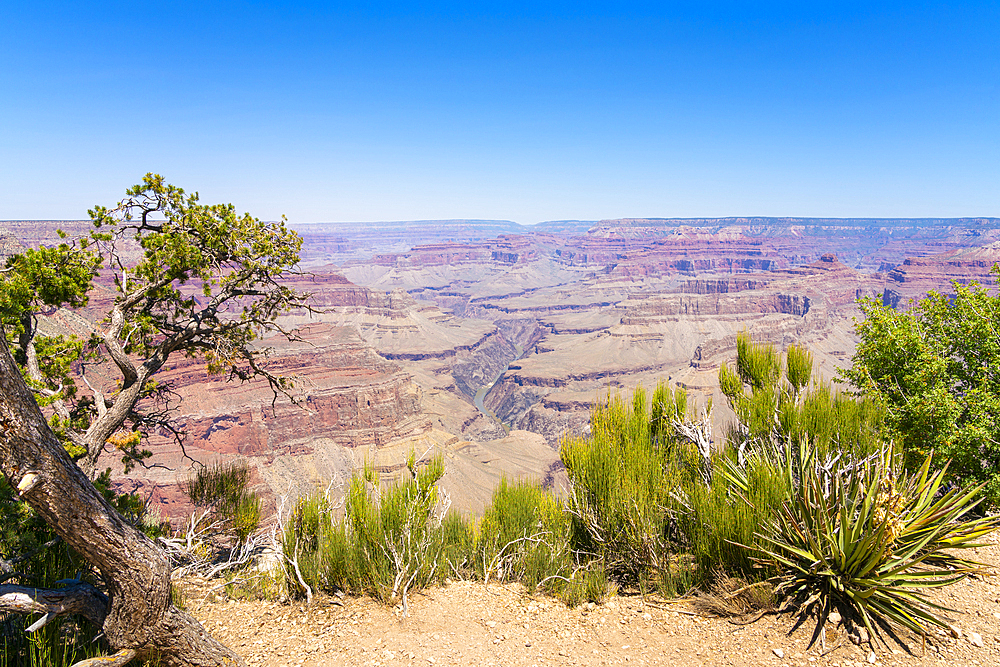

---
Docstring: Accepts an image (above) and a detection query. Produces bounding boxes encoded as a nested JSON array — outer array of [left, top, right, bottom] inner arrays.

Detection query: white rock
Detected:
[[868, 651, 877, 663], [970, 632, 984, 647], [949, 624, 963, 639], [828, 611, 842, 625], [772, 648, 784, 658]]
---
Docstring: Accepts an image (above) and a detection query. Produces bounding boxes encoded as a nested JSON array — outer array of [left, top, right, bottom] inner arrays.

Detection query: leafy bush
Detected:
[[283, 461, 607, 607], [757, 446, 999, 644], [284, 454, 454, 612], [272, 330, 996, 631], [844, 272, 1000, 507], [186, 461, 262, 544], [720, 332, 885, 462], [344, 454, 446, 606], [477, 478, 605, 602], [561, 383, 689, 585], [679, 449, 788, 581]]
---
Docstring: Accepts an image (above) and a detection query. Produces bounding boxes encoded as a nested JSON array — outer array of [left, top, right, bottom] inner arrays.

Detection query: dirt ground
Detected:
[[187, 534, 1000, 667]]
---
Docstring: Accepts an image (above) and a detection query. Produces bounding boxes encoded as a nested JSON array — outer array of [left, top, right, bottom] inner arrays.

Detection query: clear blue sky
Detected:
[[1, 2, 997, 223]]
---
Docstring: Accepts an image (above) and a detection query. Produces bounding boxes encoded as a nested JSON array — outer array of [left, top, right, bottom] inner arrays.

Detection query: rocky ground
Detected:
[[187, 534, 1000, 667]]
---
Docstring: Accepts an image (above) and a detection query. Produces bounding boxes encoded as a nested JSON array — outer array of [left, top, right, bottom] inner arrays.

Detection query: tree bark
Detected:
[[0, 334, 243, 666]]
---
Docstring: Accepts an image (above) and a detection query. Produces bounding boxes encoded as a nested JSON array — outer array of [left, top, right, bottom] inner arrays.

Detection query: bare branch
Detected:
[[0, 582, 109, 628]]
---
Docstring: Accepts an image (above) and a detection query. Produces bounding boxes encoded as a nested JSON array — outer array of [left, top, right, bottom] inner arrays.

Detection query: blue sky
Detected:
[[1, 2, 997, 223]]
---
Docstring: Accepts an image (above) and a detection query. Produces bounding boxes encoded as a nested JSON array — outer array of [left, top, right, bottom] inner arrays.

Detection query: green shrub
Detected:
[[720, 332, 885, 462], [476, 478, 598, 601], [186, 461, 262, 544], [345, 454, 445, 605], [284, 453, 452, 612], [844, 274, 1000, 508], [679, 448, 788, 580], [561, 384, 686, 585], [440, 510, 475, 579]]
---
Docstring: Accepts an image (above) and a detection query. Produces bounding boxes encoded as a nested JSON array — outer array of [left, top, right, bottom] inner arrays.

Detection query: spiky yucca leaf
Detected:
[[757, 447, 998, 645]]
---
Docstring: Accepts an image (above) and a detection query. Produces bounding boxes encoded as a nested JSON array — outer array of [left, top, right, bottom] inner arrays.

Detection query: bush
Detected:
[[679, 449, 788, 581], [561, 383, 688, 585], [284, 453, 454, 612], [272, 331, 996, 628], [282, 461, 607, 607], [844, 275, 1000, 508], [476, 478, 605, 603], [186, 460, 262, 545]]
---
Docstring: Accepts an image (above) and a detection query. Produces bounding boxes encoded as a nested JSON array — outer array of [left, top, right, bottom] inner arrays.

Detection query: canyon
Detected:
[[4, 217, 1000, 520]]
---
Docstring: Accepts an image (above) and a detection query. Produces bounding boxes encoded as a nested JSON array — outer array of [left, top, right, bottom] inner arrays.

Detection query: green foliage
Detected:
[[561, 383, 687, 585], [88, 174, 303, 371], [758, 447, 998, 644], [785, 344, 813, 396], [721, 332, 885, 460], [283, 462, 607, 607], [0, 242, 98, 325], [345, 454, 445, 603], [680, 449, 788, 580], [477, 478, 600, 602], [560, 378, 792, 594], [0, 242, 100, 460], [186, 461, 262, 544], [285, 454, 452, 607], [269, 329, 995, 639], [1, 174, 308, 476], [735, 332, 781, 391], [844, 272, 1000, 506]]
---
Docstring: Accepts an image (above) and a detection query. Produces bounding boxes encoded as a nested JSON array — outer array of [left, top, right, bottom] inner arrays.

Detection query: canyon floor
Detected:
[[187, 534, 1000, 667]]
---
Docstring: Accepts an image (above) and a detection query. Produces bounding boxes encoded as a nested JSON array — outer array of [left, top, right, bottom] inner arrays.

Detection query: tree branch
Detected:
[[0, 582, 108, 628]]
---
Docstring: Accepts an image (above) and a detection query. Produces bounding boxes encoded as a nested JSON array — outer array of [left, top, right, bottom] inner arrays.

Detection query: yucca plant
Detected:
[[757, 445, 998, 647]]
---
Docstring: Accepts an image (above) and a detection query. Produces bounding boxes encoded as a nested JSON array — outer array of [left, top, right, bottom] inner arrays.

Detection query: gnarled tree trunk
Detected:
[[0, 334, 243, 666]]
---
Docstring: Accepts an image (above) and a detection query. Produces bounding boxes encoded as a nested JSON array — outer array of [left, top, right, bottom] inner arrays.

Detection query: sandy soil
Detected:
[[188, 534, 1000, 667]]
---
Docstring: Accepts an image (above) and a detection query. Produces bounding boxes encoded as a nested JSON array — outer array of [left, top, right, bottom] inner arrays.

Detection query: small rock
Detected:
[[970, 632, 984, 647], [828, 611, 842, 625], [486, 621, 497, 628], [772, 648, 784, 658], [868, 651, 877, 663], [949, 624, 963, 639]]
